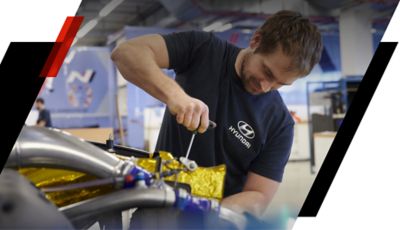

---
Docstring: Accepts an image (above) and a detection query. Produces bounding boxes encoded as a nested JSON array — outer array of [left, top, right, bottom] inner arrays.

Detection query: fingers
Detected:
[[173, 98, 209, 133], [189, 103, 203, 132], [183, 108, 194, 131], [197, 106, 209, 134], [168, 92, 209, 132], [176, 112, 184, 125], [183, 101, 203, 132]]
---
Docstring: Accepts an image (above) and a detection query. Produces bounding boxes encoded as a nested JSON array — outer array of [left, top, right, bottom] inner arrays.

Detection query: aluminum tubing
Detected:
[[6, 126, 134, 178], [59, 187, 176, 222]]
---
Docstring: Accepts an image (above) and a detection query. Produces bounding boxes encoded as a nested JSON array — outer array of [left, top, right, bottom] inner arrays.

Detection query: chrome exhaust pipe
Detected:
[[5, 126, 134, 178], [60, 188, 176, 222]]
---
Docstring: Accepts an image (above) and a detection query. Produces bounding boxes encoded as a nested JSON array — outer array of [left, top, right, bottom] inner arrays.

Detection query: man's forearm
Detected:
[[111, 43, 184, 105], [221, 191, 270, 219], [111, 36, 211, 132], [36, 120, 46, 127]]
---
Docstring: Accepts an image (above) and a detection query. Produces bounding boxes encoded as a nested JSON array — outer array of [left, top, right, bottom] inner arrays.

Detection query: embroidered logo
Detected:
[[228, 121, 254, 149], [237, 121, 255, 139]]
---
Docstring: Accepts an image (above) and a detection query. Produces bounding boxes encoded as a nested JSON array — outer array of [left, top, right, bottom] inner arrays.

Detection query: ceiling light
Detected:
[[99, 0, 124, 17]]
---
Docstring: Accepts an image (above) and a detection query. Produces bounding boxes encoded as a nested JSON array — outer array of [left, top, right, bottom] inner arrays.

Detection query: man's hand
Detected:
[[221, 172, 280, 218], [36, 120, 46, 127], [167, 92, 209, 133]]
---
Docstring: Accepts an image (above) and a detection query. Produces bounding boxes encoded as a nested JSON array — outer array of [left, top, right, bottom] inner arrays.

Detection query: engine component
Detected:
[[7, 126, 135, 177], [0, 169, 74, 229], [6, 127, 225, 204], [137, 151, 226, 200]]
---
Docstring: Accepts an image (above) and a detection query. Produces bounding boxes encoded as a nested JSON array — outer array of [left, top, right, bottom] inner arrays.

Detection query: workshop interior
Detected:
[[1, 0, 398, 229]]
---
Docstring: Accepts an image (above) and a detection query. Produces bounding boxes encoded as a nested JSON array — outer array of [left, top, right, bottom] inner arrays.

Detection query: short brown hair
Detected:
[[256, 10, 322, 76], [36, 97, 45, 104]]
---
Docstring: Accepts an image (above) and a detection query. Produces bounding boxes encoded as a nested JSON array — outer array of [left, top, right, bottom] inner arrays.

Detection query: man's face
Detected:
[[239, 41, 301, 95], [35, 102, 42, 110]]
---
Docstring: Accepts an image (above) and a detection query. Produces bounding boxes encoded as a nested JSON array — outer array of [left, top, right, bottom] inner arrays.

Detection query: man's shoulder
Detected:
[[270, 90, 286, 106], [163, 30, 216, 45], [40, 109, 51, 117], [265, 91, 294, 125], [162, 30, 231, 69], [184, 30, 218, 41], [193, 31, 229, 51], [177, 30, 236, 51]]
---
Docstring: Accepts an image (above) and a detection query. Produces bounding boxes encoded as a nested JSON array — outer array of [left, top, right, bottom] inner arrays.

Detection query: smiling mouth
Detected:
[[251, 86, 260, 93], [242, 76, 264, 94], [250, 81, 262, 92], [246, 84, 261, 94]]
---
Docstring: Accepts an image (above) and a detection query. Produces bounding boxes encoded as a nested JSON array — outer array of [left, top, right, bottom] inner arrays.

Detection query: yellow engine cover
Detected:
[[19, 151, 226, 207], [19, 168, 113, 207], [137, 151, 226, 200]]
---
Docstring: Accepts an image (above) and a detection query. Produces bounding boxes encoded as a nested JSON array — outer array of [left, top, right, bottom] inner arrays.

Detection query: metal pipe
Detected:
[[60, 188, 176, 222], [41, 177, 120, 193], [219, 207, 247, 230], [5, 126, 134, 178]]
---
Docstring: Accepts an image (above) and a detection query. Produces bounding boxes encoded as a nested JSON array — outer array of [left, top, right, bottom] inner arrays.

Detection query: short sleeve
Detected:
[[162, 31, 212, 73], [249, 122, 294, 182], [37, 110, 50, 124], [38, 111, 45, 122]]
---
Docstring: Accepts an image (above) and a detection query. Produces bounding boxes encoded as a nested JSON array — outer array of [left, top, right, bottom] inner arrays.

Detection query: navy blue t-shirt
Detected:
[[37, 109, 52, 127], [156, 31, 294, 197]]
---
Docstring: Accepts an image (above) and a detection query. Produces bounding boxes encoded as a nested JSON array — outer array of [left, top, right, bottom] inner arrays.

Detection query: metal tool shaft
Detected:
[[184, 120, 216, 160], [185, 132, 197, 159]]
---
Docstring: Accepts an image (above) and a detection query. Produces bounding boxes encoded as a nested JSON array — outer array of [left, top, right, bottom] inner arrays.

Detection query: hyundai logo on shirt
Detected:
[[237, 121, 255, 139], [228, 121, 255, 149]]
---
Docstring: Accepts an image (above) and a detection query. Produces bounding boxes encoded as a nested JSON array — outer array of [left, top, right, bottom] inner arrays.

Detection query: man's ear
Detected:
[[249, 31, 262, 50]]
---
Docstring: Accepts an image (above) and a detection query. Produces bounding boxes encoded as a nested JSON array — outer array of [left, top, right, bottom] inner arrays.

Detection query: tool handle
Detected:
[[208, 120, 217, 130], [194, 120, 217, 134]]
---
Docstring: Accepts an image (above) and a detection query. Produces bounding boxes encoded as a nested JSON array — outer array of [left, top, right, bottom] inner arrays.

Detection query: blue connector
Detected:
[[174, 189, 220, 214]]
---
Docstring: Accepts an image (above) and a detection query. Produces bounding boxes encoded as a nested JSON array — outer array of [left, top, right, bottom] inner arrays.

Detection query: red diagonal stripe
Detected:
[[40, 16, 83, 77]]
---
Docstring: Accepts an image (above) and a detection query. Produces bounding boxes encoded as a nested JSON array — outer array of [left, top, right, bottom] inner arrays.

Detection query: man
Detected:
[[112, 10, 322, 218], [35, 98, 52, 127]]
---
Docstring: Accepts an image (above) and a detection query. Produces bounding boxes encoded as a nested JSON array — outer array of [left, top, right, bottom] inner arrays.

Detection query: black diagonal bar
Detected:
[[0, 42, 54, 172], [299, 42, 398, 216]]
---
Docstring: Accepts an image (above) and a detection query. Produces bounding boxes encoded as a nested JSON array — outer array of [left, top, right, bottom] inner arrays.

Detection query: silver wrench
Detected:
[[180, 120, 217, 171]]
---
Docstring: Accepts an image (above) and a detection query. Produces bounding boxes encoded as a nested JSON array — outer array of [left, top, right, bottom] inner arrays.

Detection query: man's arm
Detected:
[[36, 120, 46, 127], [111, 34, 209, 133], [221, 172, 279, 218], [226, 121, 293, 218], [36, 111, 48, 127]]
